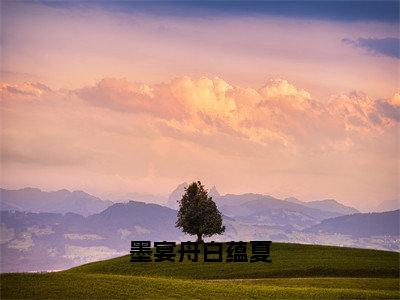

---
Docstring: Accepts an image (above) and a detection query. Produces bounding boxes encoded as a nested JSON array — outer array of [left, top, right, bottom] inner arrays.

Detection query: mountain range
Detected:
[[166, 184, 360, 228], [215, 194, 357, 229], [0, 188, 112, 217], [305, 210, 400, 237], [0, 185, 398, 272], [285, 197, 359, 215], [375, 199, 400, 212], [0, 201, 184, 272]]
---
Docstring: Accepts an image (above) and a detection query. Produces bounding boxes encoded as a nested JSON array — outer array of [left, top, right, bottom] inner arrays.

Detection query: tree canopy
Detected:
[[176, 181, 225, 242]]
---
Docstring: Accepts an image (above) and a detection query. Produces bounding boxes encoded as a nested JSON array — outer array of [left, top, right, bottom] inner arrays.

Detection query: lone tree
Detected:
[[176, 181, 225, 243]]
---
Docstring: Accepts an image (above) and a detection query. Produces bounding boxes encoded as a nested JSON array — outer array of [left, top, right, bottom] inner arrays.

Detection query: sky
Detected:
[[0, 1, 399, 211]]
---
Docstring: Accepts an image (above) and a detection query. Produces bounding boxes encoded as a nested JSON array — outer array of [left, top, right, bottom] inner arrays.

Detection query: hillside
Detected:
[[68, 242, 398, 279], [1, 243, 399, 299], [305, 210, 400, 237]]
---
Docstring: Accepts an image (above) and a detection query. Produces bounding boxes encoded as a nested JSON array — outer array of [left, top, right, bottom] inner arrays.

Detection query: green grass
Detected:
[[1, 243, 399, 299]]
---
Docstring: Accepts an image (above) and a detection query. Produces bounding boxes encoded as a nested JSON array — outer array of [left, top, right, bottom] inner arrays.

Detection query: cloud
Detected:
[[3, 78, 398, 150], [342, 37, 400, 59], [68, 76, 400, 157], [3, 2, 398, 101], [1, 82, 53, 99], [1, 76, 399, 206], [375, 93, 400, 121]]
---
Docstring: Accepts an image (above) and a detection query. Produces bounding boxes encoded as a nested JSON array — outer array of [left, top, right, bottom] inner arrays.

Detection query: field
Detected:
[[1, 243, 399, 299]]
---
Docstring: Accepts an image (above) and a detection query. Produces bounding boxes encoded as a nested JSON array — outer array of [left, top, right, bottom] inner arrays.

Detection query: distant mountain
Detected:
[[87, 201, 181, 242], [1, 210, 88, 272], [1, 186, 398, 273], [2, 197, 399, 273], [0, 188, 112, 216], [166, 182, 188, 209], [305, 210, 400, 237], [209, 186, 220, 199], [375, 199, 400, 212], [304, 199, 359, 215], [216, 193, 266, 206], [284, 197, 304, 205], [285, 197, 359, 215], [113, 192, 167, 204], [0, 201, 184, 272], [215, 194, 342, 229]]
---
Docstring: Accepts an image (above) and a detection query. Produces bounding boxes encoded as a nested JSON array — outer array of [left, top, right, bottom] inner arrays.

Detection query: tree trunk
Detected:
[[196, 233, 203, 243]]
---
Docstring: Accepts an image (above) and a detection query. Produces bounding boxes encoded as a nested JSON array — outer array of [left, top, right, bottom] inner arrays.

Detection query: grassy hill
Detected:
[[1, 243, 399, 299]]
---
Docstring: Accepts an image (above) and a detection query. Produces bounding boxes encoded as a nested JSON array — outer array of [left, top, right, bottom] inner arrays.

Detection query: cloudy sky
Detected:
[[1, 1, 399, 211]]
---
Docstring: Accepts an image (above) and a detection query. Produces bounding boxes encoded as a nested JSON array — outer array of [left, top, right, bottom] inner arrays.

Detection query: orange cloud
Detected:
[[1, 76, 398, 208], [3, 76, 397, 152], [1, 82, 53, 100], [72, 76, 398, 149], [1, 77, 398, 158]]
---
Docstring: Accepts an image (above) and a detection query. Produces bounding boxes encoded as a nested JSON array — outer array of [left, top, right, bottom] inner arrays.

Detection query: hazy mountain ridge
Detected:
[[305, 210, 400, 237], [375, 199, 400, 212], [0, 201, 185, 272], [113, 192, 167, 204], [1, 186, 398, 272], [1, 204, 398, 272], [166, 184, 360, 224], [87, 201, 182, 242], [166, 182, 188, 209], [285, 197, 359, 215], [0, 188, 113, 217], [215, 194, 346, 229]]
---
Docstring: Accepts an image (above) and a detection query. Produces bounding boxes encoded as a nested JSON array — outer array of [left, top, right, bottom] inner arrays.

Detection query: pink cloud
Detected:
[[1, 76, 398, 208], [1, 82, 53, 100], [72, 76, 399, 149]]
